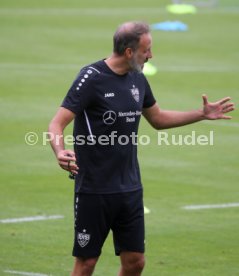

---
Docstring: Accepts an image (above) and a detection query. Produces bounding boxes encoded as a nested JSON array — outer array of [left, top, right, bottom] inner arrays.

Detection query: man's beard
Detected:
[[129, 55, 148, 73]]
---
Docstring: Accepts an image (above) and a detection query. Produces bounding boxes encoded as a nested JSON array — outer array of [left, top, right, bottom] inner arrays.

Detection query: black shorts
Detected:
[[72, 189, 145, 258]]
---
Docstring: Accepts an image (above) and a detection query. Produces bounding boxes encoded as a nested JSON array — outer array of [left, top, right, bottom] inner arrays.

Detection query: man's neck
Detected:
[[104, 54, 130, 75]]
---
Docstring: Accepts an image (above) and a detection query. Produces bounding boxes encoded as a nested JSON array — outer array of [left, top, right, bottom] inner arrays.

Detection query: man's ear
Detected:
[[125, 48, 133, 59]]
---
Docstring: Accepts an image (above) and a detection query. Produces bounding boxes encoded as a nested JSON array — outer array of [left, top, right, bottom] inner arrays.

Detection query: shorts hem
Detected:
[[115, 249, 145, 256], [72, 252, 101, 259]]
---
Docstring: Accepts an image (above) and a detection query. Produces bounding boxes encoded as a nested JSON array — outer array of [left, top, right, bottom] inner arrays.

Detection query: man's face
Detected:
[[129, 33, 153, 73]]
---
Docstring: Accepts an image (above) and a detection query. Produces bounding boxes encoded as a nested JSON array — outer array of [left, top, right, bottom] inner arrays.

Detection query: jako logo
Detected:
[[105, 92, 115, 98]]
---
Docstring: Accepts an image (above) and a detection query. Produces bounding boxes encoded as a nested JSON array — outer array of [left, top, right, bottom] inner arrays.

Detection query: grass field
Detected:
[[0, 0, 239, 275]]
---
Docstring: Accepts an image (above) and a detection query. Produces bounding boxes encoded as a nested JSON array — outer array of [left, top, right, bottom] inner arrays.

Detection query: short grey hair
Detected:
[[113, 22, 150, 55]]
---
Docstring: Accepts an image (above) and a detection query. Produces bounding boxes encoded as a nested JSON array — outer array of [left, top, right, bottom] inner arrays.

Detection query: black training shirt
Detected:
[[62, 60, 156, 193]]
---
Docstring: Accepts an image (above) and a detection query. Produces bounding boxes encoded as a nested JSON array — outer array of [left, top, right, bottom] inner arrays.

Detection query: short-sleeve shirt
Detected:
[[62, 60, 156, 194]]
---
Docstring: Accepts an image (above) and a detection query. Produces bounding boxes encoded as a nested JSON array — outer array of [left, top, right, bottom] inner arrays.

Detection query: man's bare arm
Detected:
[[48, 107, 79, 174], [143, 94, 234, 130]]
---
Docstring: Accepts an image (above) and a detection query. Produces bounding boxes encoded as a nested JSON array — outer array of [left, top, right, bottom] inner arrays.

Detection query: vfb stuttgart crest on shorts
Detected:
[[130, 85, 140, 102], [77, 229, 91, 248]]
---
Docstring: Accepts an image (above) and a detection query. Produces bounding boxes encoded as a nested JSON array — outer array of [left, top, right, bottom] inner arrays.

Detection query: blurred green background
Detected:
[[0, 0, 238, 275]]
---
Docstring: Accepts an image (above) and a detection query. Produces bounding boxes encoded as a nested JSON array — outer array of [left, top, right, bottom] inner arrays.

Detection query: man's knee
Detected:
[[71, 257, 98, 276], [120, 252, 145, 274]]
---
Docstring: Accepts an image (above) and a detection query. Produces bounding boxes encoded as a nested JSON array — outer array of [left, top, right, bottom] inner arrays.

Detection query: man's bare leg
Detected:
[[71, 257, 99, 276], [118, 252, 145, 276]]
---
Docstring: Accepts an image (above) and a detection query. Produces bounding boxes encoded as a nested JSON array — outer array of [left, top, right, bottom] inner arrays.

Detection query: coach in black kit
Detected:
[[62, 58, 155, 194], [48, 22, 234, 276]]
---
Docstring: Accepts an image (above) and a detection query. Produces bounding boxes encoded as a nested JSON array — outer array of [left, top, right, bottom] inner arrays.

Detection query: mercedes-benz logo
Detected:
[[103, 110, 117, 125]]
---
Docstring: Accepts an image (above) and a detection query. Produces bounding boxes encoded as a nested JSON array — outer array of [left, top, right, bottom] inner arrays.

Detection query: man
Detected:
[[48, 22, 234, 276]]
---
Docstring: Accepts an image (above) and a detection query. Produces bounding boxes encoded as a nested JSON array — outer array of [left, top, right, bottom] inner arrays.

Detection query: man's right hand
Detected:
[[57, 149, 79, 175]]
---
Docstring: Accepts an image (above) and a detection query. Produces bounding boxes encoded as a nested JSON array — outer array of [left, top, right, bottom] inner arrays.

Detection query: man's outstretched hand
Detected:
[[202, 94, 235, 120]]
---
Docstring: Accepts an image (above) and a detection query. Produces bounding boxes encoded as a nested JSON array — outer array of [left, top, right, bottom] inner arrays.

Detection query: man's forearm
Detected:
[[48, 122, 65, 157], [156, 109, 205, 129]]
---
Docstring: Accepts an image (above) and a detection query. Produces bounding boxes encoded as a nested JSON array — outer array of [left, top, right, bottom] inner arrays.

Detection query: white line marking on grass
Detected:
[[0, 7, 239, 16], [203, 120, 239, 128], [182, 203, 239, 210], [0, 8, 167, 16], [0, 215, 64, 224], [144, 206, 151, 214], [157, 65, 239, 73], [1, 63, 239, 73], [4, 270, 51, 276]]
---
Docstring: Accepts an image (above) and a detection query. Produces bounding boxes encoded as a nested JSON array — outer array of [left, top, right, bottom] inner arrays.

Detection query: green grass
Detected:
[[0, 0, 239, 275]]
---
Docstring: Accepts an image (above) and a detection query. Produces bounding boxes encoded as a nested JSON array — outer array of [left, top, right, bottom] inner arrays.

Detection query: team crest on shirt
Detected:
[[77, 229, 91, 248], [130, 85, 140, 102]]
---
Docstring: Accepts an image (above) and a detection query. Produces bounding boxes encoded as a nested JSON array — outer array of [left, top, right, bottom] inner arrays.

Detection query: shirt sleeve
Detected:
[[61, 67, 98, 115], [143, 76, 156, 108]]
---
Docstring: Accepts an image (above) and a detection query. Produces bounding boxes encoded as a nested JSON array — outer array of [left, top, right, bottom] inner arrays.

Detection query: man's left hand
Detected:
[[202, 94, 235, 120]]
